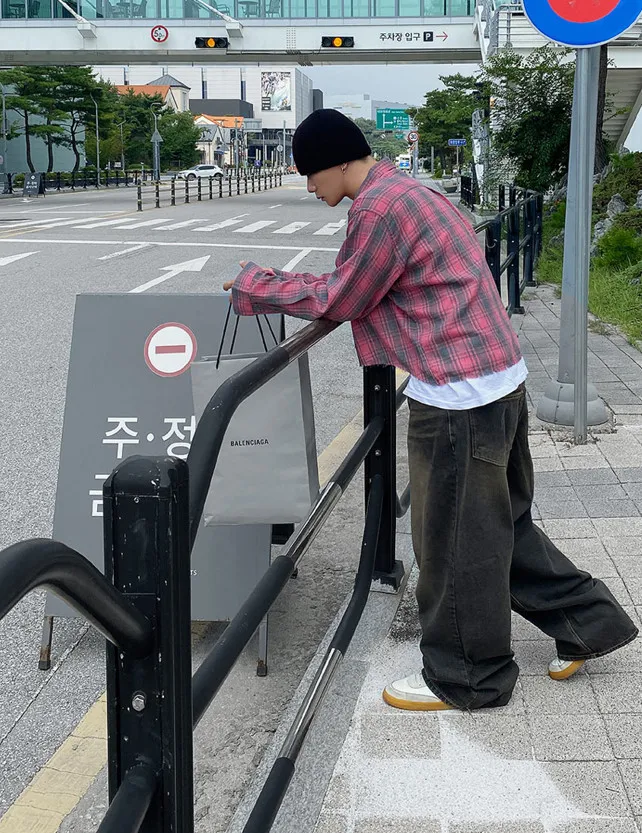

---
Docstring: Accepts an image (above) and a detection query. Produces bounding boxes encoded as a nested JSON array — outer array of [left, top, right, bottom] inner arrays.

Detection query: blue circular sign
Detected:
[[523, 0, 642, 48]]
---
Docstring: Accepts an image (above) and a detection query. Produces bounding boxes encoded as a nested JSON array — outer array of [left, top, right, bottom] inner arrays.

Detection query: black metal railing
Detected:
[[0, 187, 542, 833], [136, 170, 284, 211]]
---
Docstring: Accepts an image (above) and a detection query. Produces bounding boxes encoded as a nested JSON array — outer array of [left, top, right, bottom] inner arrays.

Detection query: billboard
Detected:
[[261, 72, 292, 112]]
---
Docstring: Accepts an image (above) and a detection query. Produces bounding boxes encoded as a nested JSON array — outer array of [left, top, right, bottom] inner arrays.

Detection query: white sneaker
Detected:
[[548, 657, 585, 681], [383, 672, 454, 711]]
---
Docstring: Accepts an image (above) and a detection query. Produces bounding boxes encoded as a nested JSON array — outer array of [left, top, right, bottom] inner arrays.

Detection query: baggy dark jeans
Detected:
[[408, 384, 639, 710]]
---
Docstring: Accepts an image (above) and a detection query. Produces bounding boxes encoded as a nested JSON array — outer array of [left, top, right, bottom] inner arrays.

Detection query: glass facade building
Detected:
[[1, 0, 472, 20]]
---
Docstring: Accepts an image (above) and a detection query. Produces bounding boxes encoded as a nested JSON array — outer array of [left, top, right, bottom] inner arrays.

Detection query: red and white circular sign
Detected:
[[150, 25, 169, 43], [144, 322, 197, 378]]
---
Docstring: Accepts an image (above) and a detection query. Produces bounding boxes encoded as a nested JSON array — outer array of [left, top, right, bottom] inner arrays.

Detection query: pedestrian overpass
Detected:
[[474, 1, 642, 148]]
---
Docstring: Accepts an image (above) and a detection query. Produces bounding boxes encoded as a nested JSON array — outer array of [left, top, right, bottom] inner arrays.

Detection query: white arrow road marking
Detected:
[[0, 251, 37, 266], [314, 219, 347, 236], [194, 214, 250, 232], [273, 222, 311, 235], [99, 243, 151, 261], [281, 248, 312, 272], [234, 220, 277, 233], [112, 218, 173, 229], [129, 255, 211, 294]]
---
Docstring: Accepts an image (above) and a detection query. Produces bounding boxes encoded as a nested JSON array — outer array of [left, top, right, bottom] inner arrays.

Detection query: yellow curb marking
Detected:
[[0, 374, 408, 832]]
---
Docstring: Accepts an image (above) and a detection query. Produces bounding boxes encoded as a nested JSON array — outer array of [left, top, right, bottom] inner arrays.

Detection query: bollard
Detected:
[[507, 207, 524, 314], [185, 179, 190, 204], [484, 217, 502, 294], [236, 175, 240, 196], [228, 175, 232, 198], [171, 177, 176, 206], [83, 172, 87, 189], [70, 172, 75, 191], [198, 178, 202, 202], [244, 175, 248, 194], [103, 457, 194, 833], [219, 176, 223, 199], [258, 173, 262, 192], [498, 184, 506, 212], [155, 180, 160, 209], [209, 176, 213, 200], [137, 183, 143, 212], [56, 172, 61, 192], [251, 173, 255, 193]]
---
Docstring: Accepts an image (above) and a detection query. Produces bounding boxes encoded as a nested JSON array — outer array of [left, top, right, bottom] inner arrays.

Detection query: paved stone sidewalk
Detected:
[[313, 284, 642, 833]]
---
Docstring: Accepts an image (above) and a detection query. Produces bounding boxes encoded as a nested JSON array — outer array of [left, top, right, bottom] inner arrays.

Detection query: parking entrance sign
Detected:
[[524, 0, 642, 47]]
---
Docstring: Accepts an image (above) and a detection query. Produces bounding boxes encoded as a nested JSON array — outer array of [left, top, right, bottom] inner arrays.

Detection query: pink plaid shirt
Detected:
[[232, 161, 522, 386]]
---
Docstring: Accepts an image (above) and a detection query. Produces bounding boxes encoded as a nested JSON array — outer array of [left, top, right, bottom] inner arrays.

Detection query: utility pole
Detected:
[[151, 103, 163, 182], [90, 93, 100, 187], [1, 86, 7, 178], [283, 119, 286, 169], [117, 120, 125, 172]]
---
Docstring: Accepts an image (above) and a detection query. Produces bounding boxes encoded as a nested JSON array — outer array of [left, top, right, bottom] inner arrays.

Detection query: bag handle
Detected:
[[215, 306, 279, 369]]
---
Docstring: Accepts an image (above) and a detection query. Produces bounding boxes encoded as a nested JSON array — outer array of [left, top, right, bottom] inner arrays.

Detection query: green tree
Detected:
[[0, 66, 67, 172], [158, 110, 201, 170], [56, 68, 115, 172], [480, 46, 576, 192], [409, 73, 479, 171], [353, 118, 408, 161]]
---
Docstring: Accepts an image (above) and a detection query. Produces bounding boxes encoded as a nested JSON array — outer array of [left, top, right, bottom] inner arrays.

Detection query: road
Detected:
[[0, 175, 376, 832]]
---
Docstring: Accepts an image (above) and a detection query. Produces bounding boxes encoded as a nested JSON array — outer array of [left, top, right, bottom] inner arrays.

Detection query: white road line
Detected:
[[0, 217, 68, 230], [234, 220, 277, 233], [193, 214, 250, 232], [314, 220, 347, 236], [281, 248, 313, 272], [31, 216, 105, 230], [1, 237, 341, 253], [112, 218, 173, 229], [99, 243, 151, 261], [269, 204, 282, 209], [76, 218, 135, 229], [154, 219, 204, 231], [273, 222, 311, 235], [300, 196, 309, 200]]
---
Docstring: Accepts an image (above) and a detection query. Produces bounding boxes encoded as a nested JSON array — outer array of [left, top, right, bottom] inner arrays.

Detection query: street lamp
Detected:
[[0, 85, 7, 178], [116, 120, 125, 173], [151, 102, 163, 183], [90, 93, 100, 188]]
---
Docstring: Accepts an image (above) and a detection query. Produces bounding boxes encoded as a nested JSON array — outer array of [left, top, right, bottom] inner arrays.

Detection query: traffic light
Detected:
[[195, 36, 229, 48], [321, 36, 354, 48]]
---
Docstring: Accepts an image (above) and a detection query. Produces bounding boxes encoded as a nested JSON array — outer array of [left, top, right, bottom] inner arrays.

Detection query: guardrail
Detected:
[[0, 189, 541, 832], [136, 170, 283, 211], [461, 177, 543, 316]]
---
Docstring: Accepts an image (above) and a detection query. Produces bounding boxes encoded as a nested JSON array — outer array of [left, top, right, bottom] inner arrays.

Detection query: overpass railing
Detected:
[[0, 189, 541, 832]]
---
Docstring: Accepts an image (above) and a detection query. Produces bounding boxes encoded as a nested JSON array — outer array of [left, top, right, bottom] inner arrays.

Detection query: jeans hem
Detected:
[[421, 668, 513, 711], [557, 627, 639, 661]]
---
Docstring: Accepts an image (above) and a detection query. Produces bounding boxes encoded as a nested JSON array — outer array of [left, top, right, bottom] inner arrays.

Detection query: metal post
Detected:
[[507, 208, 523, 315], [1, 86, 7, 179], [198, 177, 202, 201], [244, 175, 248, 194], [363, 366, 403, 590], [228, 174, 232, 197], [499, 184, 506, 212], [155, 180, 160, 209], [91, 94, 100, 189], [185, 179, 190, 204], [524, 198, 537, 287], [219, 176, 223, 198], [171, 177, 176, 206], [536, 46, 606, 434], [456, 145, 460, 174], [137, 183, 142, 212], [209, 176, 213, 200], [485, 217, 502, 294], [236, 174, 240, 196], [509, 183, 516, 207], [103, 457, 194, 833], [118, 121, 125, 174], [430, 145, 435, 176], [251, 172, 255, 193]]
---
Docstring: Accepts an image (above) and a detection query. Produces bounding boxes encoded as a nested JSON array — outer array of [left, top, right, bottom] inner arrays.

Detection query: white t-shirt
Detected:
[[405, 359, 528, 411]]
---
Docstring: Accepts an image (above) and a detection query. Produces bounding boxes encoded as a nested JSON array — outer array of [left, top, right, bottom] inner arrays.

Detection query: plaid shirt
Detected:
[[232, 161, 522, 386]]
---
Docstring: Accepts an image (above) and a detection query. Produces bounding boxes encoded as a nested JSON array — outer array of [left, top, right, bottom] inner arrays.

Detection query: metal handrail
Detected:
[[187, 319, 339, 546], [0, 539, 153, 657]]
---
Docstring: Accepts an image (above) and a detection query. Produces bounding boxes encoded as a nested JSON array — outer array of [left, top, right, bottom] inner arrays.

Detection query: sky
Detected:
[[305, 63, 642, 152]]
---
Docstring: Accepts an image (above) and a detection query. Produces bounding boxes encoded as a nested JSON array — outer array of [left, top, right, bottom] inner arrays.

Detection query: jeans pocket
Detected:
[[469, 390, 523, 467]]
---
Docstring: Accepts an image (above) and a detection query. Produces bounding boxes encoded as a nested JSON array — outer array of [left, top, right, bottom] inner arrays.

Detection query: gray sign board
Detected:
[[48, 293, 280, 622]]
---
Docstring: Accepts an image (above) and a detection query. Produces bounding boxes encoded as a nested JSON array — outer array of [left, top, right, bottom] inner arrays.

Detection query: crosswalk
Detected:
[[0, 213, 348, 237]]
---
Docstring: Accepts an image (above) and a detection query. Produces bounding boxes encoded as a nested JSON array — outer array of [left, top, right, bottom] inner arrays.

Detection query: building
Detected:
[[324, 93, 412, 123], [113, 83, 186, 111], [94, 64, 318, 166]]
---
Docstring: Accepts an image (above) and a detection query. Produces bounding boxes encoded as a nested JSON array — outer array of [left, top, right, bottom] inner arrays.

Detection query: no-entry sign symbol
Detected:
[[144, 322, 197, 377], [524, 0, 642, 47]]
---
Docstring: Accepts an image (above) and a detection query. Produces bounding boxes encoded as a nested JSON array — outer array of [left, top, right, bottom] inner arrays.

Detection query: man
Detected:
[[224, 109, 637, 711]]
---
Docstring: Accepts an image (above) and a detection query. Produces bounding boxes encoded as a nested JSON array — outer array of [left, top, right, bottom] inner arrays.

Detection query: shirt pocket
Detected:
[[468, 389, 523, 467]]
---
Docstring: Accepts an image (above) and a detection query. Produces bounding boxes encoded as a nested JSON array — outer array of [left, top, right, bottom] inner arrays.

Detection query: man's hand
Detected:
[[223, 261, 276, 293]]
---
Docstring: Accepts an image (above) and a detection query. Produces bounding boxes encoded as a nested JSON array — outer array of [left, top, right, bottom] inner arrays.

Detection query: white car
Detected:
[[178, 164, 225, 181]]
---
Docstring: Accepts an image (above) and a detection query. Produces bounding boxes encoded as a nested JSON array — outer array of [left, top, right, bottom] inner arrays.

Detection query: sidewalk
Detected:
[[255, 284, 642, 833]]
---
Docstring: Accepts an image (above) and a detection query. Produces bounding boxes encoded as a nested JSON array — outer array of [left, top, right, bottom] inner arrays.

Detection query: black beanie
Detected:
[[292, 109, 372, 176]]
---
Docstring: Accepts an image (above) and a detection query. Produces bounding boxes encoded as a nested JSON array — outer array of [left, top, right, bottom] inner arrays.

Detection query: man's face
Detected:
[[306, 165, 345, 207]]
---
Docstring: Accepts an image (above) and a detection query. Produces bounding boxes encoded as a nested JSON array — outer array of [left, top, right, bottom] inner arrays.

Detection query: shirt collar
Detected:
[[354, 160, 397, 200]]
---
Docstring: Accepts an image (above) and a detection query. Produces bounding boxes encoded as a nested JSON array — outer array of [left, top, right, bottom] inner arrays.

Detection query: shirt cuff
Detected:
[[231, 262, 263, 316]]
